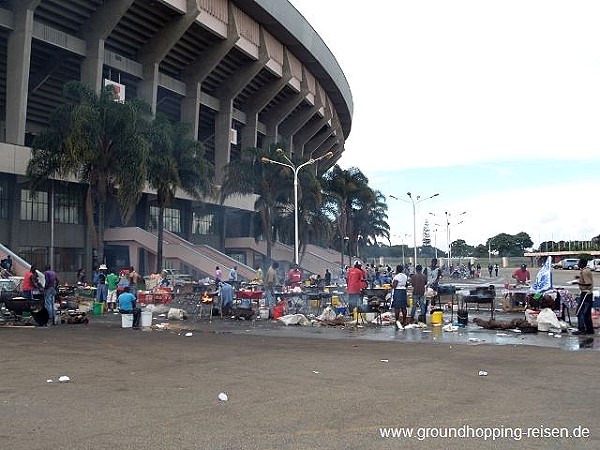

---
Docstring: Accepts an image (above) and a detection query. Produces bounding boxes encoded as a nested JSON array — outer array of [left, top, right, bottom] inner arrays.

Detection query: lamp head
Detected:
[[260, 157, 271, 164], [276, 148, 284, 155]]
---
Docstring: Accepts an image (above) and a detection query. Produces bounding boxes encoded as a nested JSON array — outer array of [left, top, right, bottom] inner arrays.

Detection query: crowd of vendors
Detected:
[[1, 251, 597, 339]]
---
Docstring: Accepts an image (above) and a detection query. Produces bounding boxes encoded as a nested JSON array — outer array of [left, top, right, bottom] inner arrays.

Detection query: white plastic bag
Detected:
[[537, 307, 560, 332], [167, 307, 186, 320]]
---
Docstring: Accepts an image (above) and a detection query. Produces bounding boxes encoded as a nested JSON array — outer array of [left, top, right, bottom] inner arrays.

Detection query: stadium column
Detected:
[[81, 0, 135, 92], [181, 3, 240, 139], [303, 127, 336, 158], [239, 49, 293, 151], [289, 114, 327, 157], [212, 29, 269, 183], [5, 0, 40, 145], [279, 100, 322, 156], [138, 0, 200, 116], [311, 134, 339, 160]]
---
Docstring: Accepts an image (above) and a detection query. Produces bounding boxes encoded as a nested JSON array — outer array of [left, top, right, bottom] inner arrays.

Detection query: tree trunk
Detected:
[[97, 200, 105, 266], [84, 185, 97, 273], [156, 206, 165, 273]]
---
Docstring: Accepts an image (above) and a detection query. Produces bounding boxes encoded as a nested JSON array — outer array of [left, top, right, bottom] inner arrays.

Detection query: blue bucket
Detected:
[[334, 307, 347, 316]]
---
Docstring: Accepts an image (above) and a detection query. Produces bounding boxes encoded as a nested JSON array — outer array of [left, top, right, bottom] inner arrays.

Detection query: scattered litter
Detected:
[[478, 371, 488, 376], [496, 333, 509, 336], [167, 308, 187, 320], [184, 332, 193, 337], [277, 314, 311, 326], [158, 313, 166, 317], [58, 376, 70, 383], [218, 392, 228, 402], [509, 329, 522, 333], [468, 338, 481, 342], [312, 370, 320, 374], [155, 323, 167, 329], [554, 334, 562, 338], [422, 330, 432, 333], [548, 332, 554, 336], [380, 359, 389, 363], [46, 379, 53, 383], [404, 323, 420, 330], [442, 324, 459, 332]]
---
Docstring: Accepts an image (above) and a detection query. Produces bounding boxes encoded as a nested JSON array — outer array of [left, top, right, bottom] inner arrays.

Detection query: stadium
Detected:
[[0, 0, 353, 280]]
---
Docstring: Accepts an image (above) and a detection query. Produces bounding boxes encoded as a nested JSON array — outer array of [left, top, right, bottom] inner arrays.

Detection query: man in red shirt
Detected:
[[287, 264, 302, 288], [512, 264, 530, 284], [346, 260, 367, 313]]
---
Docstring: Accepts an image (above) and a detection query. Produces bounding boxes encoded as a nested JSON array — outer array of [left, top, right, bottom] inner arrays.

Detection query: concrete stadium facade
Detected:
[[0, 0, 352, 281]]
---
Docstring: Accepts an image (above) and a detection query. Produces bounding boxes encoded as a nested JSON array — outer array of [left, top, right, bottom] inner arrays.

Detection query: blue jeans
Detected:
[[410, 294, 426, 319], [44, 287, 56, 321], [576, 292, 594, 333], [348, 293, 362, 313], [265, 289, 275, 307]]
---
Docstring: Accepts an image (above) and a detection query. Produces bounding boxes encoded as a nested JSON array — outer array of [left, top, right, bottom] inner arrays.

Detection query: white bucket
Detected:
[[141, 311, 153, 327], [121, 314, 133, 328], [259, 307, 270, 319]]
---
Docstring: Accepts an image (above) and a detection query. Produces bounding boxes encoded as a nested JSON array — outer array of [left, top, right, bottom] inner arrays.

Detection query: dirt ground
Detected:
[[1, 320, 598, 450]]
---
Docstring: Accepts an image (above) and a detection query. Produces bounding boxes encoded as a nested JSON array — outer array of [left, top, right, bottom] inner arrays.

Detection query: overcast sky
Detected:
[[289, 0, 599, 251]]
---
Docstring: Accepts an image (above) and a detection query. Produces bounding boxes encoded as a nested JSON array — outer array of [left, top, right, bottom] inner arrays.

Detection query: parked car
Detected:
[[587, 258, 600, 272], [556, 258, 580, 270]]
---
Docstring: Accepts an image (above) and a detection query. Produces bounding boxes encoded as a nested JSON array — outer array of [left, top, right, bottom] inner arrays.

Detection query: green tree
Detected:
[[322, 166, 376, 267], [220, 146, 289, 264], [488, 232, 533, 256], [451, 239, 474, 257], [27, 81, 150, 268], [146, 116, 213, 272]]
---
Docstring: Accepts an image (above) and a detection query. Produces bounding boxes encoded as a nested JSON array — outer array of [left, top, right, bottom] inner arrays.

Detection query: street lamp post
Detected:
[[390, 192, 439, 268], [261, 149, 333, 266], [444, 211, 466, 262], [393, 233, 410, 266]]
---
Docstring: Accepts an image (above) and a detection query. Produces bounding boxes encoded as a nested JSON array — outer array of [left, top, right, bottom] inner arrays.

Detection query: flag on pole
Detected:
[[530, 256, 552, 293]]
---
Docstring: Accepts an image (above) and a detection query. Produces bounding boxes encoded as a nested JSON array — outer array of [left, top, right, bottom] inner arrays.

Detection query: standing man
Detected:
[[106, 269, 120, 313], [128, 266, 140, 296], [287, 264, 302, 288], [265, 261, 279, 307], [95, 264, 108, 308], [409, 264, 427, 323], [346, 260, 367, 314], [229, 265, 238, 282], [324, 269, 332, 286], [43, 265, 58, 325], [494, 263, 499, 277], [118, 286, 141, 329], [426, 258, 442, 309], [215, 266, 222, 284], [391, 264, 409, 329], [488, 263, 493, 277], [573, 258, 594, 335], [254, 264, 263, 283]]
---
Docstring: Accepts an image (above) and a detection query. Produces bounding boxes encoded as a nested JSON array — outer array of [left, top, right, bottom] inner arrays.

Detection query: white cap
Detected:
[[98, 264, 108, 270], [353, 260, 362, 267]]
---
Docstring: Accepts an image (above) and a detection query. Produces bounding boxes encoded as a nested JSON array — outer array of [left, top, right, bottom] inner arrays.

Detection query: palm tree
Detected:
[[220, 146, 290, 264], [146, 116, 214, 272], [322, 166, 377, 267], [27, 81, 150, 267], [353, 190, 390, 253]]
